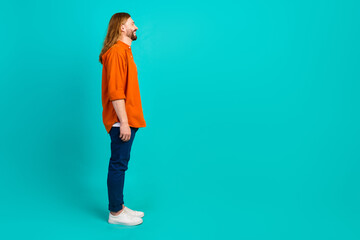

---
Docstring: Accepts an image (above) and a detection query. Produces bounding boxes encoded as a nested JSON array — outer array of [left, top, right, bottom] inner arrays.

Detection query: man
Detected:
[[99, 12, 146, 226]]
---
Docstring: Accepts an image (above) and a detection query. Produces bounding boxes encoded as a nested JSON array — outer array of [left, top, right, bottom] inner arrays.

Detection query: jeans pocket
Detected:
[[109, 127, 119, 137]]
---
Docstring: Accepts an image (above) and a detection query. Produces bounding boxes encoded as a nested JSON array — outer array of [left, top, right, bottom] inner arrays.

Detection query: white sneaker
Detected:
[[124, 206, 145, 218], [108, 209, 143, 226]]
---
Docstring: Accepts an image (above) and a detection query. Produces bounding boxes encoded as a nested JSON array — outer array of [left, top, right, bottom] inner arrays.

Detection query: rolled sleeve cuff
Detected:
[[109, 90, 126, 101]]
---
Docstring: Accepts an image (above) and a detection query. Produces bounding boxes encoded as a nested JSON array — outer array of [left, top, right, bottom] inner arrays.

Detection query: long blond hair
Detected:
[[99, 12, 131, 64]]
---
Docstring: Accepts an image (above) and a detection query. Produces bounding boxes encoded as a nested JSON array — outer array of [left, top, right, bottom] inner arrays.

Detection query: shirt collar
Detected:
[[116, 40, 131, 50]]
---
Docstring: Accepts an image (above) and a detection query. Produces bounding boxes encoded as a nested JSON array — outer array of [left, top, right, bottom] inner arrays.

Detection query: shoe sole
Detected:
[[108, 219, 143, 226]]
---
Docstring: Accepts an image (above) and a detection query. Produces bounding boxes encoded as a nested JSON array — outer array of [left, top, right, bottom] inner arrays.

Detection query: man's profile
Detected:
[[99, 12, 146, 226]]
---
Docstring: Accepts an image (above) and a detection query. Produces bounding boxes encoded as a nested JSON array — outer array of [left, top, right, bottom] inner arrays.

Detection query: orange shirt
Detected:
[[101, 40, 146, 133]]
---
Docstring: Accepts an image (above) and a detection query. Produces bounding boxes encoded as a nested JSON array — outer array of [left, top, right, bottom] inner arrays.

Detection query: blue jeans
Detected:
[[107, 126, 139, 212]]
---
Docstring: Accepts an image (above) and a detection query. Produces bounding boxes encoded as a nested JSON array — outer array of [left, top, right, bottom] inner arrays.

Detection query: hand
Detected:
[[119, 123, 131, 142]]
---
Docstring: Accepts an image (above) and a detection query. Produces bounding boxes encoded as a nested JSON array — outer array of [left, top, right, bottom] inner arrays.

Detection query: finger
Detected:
[[120, 134, 125, 141]]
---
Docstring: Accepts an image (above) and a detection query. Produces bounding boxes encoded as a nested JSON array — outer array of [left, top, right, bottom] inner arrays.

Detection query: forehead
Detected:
[[126, 17, 135, 24]]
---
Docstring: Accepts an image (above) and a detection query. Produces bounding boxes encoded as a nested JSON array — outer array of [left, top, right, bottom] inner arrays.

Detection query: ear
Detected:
[[120, 24, 125, 32]]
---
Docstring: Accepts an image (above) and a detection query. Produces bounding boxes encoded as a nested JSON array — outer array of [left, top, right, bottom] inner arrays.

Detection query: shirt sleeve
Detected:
[[106, 49, 127, 101]]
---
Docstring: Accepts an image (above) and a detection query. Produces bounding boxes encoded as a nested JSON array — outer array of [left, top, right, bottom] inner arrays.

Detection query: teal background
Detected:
[[1, 0, 360, 239]]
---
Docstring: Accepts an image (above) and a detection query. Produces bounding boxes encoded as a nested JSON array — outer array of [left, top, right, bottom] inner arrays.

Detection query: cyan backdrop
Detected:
[[1, 0, 360, 239]]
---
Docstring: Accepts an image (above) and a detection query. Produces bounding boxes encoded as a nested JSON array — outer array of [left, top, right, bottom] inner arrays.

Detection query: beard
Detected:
[[127, 29, 137, 41]]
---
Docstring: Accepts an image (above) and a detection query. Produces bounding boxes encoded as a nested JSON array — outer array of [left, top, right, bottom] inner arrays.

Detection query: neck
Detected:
[[117, 36, 132, 46]]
